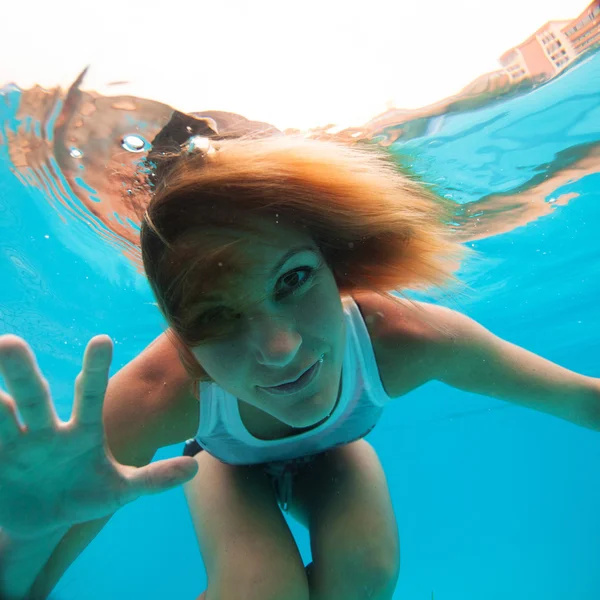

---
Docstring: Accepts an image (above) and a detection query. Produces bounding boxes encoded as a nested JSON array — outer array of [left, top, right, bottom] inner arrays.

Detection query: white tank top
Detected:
[[194, 297, 393, 465]]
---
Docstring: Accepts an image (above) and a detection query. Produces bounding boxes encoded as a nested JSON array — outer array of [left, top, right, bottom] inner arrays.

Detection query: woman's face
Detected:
[[191, 218, 346, 429]]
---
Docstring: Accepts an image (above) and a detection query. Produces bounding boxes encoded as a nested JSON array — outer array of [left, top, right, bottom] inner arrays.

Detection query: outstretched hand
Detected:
[[0, 334, 198, 540]]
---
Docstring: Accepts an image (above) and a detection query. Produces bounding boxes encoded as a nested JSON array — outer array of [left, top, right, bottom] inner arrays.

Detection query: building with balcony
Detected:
[[499, 20, 573, 83], [499, 1, 600, 83], [564, 1, 600, 56]]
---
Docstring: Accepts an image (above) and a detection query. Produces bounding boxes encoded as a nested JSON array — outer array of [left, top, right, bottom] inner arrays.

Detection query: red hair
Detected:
[[140, 135, 466, 381]]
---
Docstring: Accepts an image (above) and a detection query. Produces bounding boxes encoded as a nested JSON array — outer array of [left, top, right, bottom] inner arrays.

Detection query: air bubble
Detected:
[[121, 134, 147, 152], [70, 148, 83, 158], [187, 136, 211, 153]]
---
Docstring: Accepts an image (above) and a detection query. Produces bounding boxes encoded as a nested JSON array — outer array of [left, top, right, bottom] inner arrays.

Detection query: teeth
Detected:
[[262, 359, 321, 396], [277, 363, 312, 387], [277, 369, 306, 388]]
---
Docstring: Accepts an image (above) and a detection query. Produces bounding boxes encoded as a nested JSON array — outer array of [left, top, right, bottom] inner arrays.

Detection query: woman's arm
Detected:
[[0, 526, 69, 600], [1, 332, 198, 599], [431, 308, 600, 430], [367, 294, 600, 431]]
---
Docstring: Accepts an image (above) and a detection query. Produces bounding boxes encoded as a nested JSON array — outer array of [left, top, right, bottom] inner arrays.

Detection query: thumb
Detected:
[[124, 456, 199, 501]]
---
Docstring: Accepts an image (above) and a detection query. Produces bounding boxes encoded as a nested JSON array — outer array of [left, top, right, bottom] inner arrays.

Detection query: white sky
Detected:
[[1, 0, 592, 130]]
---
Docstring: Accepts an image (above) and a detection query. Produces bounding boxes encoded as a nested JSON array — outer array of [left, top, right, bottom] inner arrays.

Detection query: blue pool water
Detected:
[[1, 53, 599, 599]]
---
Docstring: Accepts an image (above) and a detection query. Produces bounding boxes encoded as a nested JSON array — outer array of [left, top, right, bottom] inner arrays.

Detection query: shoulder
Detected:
[[349, 291, 467, 398], [103, 332, 199, 467]]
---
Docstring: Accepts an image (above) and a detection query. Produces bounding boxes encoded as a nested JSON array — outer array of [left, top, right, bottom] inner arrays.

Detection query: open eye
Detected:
[[277, 266, 314, 298], [193, 265, 317, 334]]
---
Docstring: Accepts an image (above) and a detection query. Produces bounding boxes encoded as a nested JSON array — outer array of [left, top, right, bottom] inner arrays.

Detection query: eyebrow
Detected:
[[270, 245, 318, 278], [191, 245, 318, 309]]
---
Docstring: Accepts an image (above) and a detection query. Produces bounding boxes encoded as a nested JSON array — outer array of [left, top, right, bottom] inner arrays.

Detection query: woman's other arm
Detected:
[[0, 332, 198, 599]]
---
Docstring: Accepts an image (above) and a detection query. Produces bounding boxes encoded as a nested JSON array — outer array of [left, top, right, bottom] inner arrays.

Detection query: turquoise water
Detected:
[[1, 53, 599, 599]]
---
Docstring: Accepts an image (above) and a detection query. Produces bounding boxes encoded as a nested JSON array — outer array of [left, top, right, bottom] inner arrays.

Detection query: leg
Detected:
[[184, 451, 309, 600], [289, 440, 400, 600]]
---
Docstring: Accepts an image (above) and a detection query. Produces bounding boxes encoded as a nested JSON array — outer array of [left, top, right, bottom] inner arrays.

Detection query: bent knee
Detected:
[[337, 540, 400, 599], [360, 554, 400, 599]]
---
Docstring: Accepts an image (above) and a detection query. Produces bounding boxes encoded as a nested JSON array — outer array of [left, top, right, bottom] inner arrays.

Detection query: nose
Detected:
[[248, 313, 302, 368]]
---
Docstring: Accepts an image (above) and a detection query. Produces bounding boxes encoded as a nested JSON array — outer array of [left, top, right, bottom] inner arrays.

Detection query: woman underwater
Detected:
[[1, 116, 599, 600]]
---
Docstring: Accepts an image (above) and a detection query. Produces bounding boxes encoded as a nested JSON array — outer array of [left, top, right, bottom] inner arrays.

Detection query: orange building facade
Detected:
[[565, 1, 600, 54], [499, 1, 600, 84]]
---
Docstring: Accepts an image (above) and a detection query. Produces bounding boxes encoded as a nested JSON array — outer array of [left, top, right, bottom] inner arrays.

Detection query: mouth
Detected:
[[258, 357, 323, 396]]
